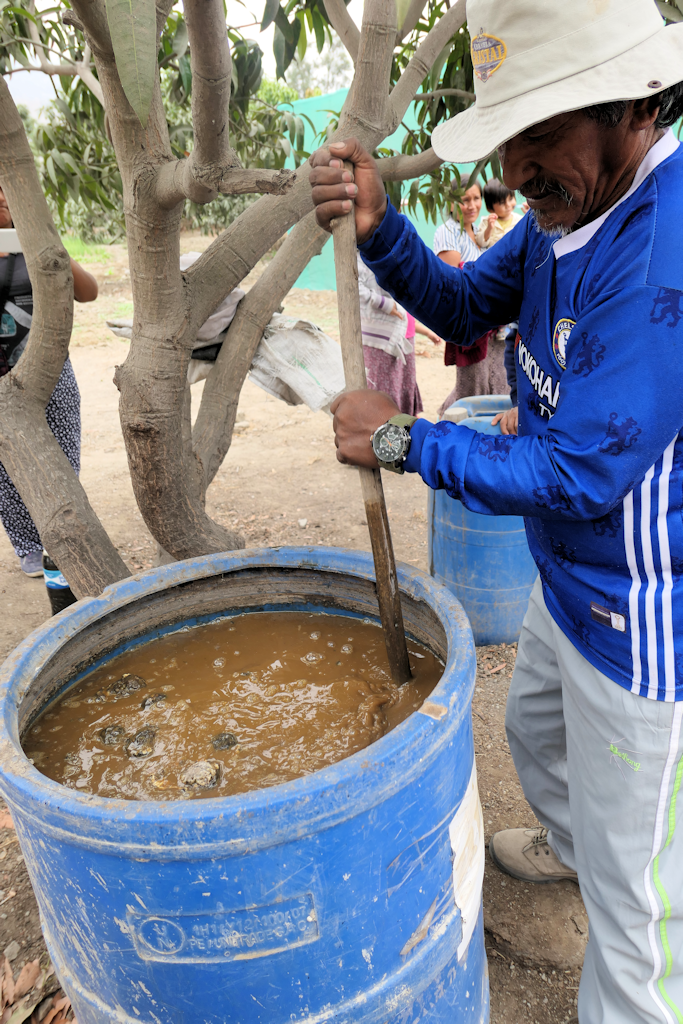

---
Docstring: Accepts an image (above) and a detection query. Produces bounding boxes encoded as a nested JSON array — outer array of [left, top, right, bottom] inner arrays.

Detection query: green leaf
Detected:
[[273, 24, 286, 79], [296, 13, 307, 60], [46, 154, 59, 189], [179, 52, 192, 97], [261, 0, 280, 31], [311, 8, 325, 52], [104, 0, 157, 127], [171, 19, 188, 58]]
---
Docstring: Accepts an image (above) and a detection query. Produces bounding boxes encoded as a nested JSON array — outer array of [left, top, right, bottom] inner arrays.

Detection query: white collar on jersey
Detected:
[[552, 127, 680, 259]]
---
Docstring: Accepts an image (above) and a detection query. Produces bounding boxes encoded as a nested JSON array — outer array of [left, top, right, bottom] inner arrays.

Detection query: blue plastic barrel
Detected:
[[0, 547, 488, 1023], [428, 396, 538, 646]]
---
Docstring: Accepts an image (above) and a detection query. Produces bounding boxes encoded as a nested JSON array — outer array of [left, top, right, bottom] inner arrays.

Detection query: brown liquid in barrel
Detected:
[[23, 612, 443, 801]]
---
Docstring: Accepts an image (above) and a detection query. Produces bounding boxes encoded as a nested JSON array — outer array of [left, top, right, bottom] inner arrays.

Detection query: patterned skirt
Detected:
[[363, 346, 423, 417], [437, 336, 510, 418], [0, 358, 81, 556]]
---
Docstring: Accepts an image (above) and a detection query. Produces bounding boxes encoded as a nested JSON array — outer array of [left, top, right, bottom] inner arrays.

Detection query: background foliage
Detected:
[[2, 2, 322, 238], [1, 0, 501, 237]]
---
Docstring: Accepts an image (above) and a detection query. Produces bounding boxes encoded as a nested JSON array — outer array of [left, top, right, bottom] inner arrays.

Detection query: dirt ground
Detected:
[[0, 236, 581, 1022]]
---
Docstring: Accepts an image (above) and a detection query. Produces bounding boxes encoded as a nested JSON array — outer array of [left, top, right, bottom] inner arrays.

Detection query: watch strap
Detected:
[[388, 414, 417, 430]]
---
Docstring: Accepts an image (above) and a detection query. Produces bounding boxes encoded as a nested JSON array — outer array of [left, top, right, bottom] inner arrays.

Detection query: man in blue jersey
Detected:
[[310, 1, 683, 1020]]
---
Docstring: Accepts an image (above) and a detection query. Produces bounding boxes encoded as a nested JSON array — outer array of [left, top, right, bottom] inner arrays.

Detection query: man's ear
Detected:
[[631, 96, 661, 131]]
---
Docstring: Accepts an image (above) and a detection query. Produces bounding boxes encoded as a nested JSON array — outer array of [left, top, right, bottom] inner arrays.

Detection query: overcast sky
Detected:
[[7, 69, 55, 116], [7, 0, 364, 115]]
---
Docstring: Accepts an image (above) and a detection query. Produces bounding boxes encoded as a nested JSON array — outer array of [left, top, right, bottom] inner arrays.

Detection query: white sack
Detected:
[[105, 317, 222, 384], [105, 311, 346, 414], [179, 252, 245, 342], [106, 318, 133, 338], [248, 313, 345, 413]]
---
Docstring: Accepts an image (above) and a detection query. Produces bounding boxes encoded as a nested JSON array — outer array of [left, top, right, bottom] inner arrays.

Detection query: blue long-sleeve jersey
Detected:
[[359, 130, 683, 701]]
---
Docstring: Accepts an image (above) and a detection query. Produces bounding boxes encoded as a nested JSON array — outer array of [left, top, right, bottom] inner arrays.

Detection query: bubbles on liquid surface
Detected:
[[23, 612, 443, 803]]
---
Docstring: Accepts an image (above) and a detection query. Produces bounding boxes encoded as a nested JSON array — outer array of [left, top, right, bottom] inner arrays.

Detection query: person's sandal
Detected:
[[489, 826, 578, 883]]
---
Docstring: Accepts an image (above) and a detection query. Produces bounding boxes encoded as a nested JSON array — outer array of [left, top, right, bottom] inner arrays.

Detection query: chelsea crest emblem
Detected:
[[471, 30, 507, 82], [552, 318, 575, 370]]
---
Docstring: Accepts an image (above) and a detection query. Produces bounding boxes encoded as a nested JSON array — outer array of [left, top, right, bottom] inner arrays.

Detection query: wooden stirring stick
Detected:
[[330, 170, 412, 685]]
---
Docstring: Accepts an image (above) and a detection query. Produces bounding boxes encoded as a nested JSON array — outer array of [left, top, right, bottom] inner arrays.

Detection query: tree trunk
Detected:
[[70, 0, 467, 571]]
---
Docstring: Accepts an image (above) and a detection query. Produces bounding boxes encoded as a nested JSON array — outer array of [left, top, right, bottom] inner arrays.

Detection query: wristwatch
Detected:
[[371, 414, 417, 474]]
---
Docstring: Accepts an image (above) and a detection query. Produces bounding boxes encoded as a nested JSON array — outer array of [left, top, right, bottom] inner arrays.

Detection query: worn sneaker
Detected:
[[489, 827, 578, 884], [19, 552, 43, 578]]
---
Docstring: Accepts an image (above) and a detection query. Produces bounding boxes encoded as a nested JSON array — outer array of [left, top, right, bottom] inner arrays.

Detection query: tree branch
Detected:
[[414, 87, 474, 102], [345, 0, 397, 133], [20, 8, 104, 104], [155, 163, 296, 209], [61, 10, 83, 31], [184, 0, 449, 351], [377, 147, 442, 181], [184, 0, 234, 177], [389, 0, 467, 120], [75, 0, 237, 563], [0, 77, 128, 595], [156, 0, 176, 35], [321, 0, 360, 62], [192, 211, 328, 494], [77, 60, 104, 106], [396, 0, 427, 44], [155, 0, 286, 208], [68, 0, 113, 57]]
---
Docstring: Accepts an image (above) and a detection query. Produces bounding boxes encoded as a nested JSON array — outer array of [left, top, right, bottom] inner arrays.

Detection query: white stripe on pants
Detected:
[[506, 578, 683, 1024]]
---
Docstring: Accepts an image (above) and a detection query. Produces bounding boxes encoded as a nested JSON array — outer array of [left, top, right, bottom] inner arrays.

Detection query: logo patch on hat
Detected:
[[471, 30, 507, 83], [552, 318, 575, 370]]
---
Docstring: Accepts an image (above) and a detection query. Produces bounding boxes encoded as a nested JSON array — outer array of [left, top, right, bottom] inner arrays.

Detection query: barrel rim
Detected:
[[0, 547, 476, 856]]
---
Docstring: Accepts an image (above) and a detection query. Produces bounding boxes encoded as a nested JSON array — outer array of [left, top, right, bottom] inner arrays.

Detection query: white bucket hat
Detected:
[[432, 0, 683, 163]]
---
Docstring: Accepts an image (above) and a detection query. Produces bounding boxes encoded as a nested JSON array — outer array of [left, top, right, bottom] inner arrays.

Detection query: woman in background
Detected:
[[433, 177, 510, 416], [0, 186, 98, 576], [356, 253, 440, 416]]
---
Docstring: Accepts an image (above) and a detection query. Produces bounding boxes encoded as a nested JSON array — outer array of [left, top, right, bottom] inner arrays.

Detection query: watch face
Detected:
[[374, 423, 407, 463]]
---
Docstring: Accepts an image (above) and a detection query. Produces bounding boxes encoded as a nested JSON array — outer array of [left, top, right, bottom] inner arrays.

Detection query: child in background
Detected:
[[475, 179, 521, 249]]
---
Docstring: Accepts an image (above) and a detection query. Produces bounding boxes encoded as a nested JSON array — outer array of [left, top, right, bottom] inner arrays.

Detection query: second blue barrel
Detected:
[[428, 396, 538, 646]]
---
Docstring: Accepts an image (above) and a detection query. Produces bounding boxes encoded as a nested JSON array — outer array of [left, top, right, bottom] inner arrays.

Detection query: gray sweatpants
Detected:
[[506, 578, 683, 1024]]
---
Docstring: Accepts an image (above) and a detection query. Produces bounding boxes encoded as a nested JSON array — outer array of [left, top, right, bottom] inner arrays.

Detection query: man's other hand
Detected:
[[491, 406, 519, 435], [310, 139, 387, 243], [330, 390, 401, 467]]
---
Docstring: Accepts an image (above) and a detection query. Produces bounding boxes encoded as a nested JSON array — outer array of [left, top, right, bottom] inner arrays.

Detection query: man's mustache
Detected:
[[521, 177, 574, 207]]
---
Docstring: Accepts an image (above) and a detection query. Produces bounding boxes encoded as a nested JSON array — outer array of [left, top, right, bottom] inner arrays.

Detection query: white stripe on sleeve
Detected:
[[657, 437, 677, 702], [640, 466, 659, 700], [623, 490, 643, 694]]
